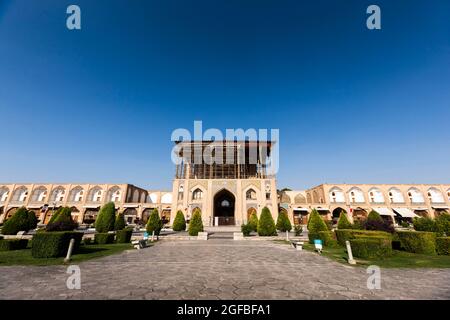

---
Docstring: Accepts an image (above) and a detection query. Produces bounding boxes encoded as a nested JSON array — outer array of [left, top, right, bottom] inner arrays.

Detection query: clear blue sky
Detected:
[[0, 0, 449, 190]]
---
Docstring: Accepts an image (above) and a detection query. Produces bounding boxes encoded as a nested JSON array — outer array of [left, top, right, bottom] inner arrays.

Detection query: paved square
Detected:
[[0, 240, 449, 299]]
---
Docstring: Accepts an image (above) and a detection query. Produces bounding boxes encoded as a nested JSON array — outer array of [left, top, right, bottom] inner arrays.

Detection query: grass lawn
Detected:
[[301, 243, 450, 268], [0, 243, 134, 266]]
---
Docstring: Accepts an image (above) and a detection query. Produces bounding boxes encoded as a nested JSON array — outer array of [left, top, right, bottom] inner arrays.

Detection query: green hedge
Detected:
[[257, 207, 277, 236], [116, 229, 133, 243], [241, 224, 252, 236], [94, 233, 115, 244], [31, 231, 83, 258], [436, 237, 450, 255], [248, 212, 258, 232], [337, 211, 352, 229], [1, 207, 37, 235], [335, 229, 392, 246], [188, 209, 204, 236], [315, 231, 337, 247], [95, 202, 116, 233], [307, 209, 329, 243], [0, 239, 29, 251], [397, 231, 436, 255], [172, 210, 186, 231], [114, 213, 126, 231], [350, 238, 393, 259], [276, 211, 292, 232]]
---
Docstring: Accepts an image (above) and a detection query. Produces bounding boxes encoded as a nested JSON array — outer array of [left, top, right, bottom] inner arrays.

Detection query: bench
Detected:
[[132, 240, 148, 250]]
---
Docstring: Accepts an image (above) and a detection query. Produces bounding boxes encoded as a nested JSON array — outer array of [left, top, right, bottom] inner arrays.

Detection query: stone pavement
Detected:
[[0, 240, 449, 299]]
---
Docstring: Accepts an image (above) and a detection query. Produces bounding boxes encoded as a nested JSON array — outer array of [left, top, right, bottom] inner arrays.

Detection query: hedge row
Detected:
[[397, 231, 436, 255], [31, 232, 83, 258], [116, 229, 133, 243], [335, 229, 392, 246], [0, 239, 29, 251], [436, 237, 450, 255], [350, 238, 393, 259], [316, 231, 338, 247], [94, 233, 115, 244]]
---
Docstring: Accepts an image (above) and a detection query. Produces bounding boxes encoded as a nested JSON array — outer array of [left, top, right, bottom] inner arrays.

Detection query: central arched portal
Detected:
[[213, 189, 235, 226]]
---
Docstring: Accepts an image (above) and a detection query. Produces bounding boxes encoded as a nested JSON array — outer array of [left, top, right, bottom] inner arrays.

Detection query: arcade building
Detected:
[[0, 140, 449, 227]]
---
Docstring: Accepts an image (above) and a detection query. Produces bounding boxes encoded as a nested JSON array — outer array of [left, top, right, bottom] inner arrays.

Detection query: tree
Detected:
[[337, 211, 352, 229], [1, 207, 33, 235], [188, 209, 203, 236], [367, 210, 383, 223], [276, 210, 292, 232], [26, 211, 38, 231], [172, 210, 186, 231], [48, 207, 64, 224], [248, 211, 258, 232], [435, 213, 450, 236], [257, 207, 277, 236], [45, 207, 78, 232], [146, 209, 162, 236], [307, 209, 329, 243], [95, 202, 116, 233], [114, 213, 126, 231], [364, 210, 394, 233]]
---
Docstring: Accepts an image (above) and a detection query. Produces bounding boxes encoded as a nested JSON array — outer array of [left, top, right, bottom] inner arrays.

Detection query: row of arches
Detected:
[[0, 185, 123, 204], [328, 186, 449, 204]]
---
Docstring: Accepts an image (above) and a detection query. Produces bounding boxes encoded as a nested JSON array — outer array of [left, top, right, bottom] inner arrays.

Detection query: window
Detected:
[[75, 190, 83, 202], [350, 191, 355, 203], [369, 192, 374, 202], [38, 191, 47, 202], [389, 192, 393, 203], [178, 186, 184, 201], [246, 189, 256, 200], [19, 190, 28, 202], [266, 192, 271, 200], [112, 190, 121, 202], [192, 188, 203, 200], [221, 200, 230, 207], [1, 191, 8, 202]]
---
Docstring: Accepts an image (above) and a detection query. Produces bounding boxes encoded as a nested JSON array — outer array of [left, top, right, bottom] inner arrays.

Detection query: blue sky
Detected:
[[0, 0, 449, 190]]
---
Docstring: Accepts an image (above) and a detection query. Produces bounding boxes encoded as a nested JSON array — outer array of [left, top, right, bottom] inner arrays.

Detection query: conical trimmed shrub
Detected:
[[307, 209, 329, 243], [367, 210, 383, 223], [276, 210, 292, 232], [188, 209, 203, 236], [1, 207, 32, 235], [257, 207, 277, 236], [95, 202, 116, 233], [53, 207, 72, 223], [248, 211, 258, 232], [26, 210, 38, 231], [114, 213, 126, 231], [48, 207, 64, 224], [146, 209, 162, 235], [337, 211, 352, 229], [172, 210, 186, 231]]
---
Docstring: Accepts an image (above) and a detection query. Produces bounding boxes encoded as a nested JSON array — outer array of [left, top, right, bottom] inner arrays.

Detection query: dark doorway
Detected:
[[214, 189, 235, 225]]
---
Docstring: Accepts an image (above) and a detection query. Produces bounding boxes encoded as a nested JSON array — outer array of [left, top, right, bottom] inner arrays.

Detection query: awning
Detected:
[[393, 208, 418, 218], [83, 205, 100, 209], [373, 207, 395, 216], [123, 204, 139, 208], [315, 207, 330, 212], [412, 207, 428, 211], [27, 205, 43, 209], [432, 206, 449, 210], [293, 207, 308, 212]]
